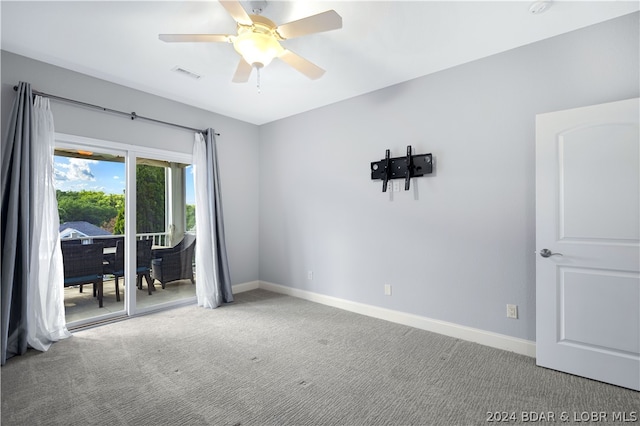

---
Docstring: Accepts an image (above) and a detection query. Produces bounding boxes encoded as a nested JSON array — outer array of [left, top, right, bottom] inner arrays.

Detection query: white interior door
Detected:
[[535, 98, 640, 390]]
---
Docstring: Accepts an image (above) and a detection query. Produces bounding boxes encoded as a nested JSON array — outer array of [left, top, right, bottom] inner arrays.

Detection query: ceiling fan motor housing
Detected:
[[233, 15, 283, 67]]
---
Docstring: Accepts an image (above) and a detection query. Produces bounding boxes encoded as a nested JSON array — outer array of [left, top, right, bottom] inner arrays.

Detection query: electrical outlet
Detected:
[[506, 304, 518, 319], [393, 181, 400, 192], [384, 284, 392, 296], [307, 271, 313, 280]]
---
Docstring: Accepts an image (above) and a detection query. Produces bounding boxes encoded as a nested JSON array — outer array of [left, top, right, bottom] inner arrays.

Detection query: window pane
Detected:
[[55, 149, 126, 323], [138, 158, 196, 310]]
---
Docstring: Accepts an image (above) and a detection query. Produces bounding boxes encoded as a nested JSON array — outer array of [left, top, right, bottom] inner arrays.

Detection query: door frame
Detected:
[[56, 132, 196, 327], [534, 98, 640, 390]]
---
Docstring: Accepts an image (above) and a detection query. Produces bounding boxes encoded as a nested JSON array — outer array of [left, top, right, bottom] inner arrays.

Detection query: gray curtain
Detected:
[[207, 129, 233, 303], [1, 82, 33, 365], [193, 129, 233, 307]]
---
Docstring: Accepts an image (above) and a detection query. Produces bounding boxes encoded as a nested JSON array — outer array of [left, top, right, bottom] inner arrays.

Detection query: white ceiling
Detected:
[[2, 1, 638, 125]]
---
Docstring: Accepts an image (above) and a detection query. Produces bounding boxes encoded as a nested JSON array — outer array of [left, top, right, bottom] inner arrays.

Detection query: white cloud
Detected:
[[53, 168, 68, 182], [54, 158, 97, 185]]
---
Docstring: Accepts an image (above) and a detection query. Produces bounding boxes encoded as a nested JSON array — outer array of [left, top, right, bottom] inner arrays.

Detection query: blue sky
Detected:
[[54, 156, 195, 204]]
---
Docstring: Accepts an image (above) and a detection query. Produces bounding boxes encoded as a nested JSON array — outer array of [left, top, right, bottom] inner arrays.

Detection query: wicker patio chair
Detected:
[[99, 236, 121, 269], [103, 239, 154, 300], [151, 233, 196, 288], [61, 242, 105, 308], [135, 239, 154, 294], [60, 239, 82, 247]]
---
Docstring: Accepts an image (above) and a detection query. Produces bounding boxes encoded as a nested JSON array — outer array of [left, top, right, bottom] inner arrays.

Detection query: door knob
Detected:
[[539, 248, 563, 258]]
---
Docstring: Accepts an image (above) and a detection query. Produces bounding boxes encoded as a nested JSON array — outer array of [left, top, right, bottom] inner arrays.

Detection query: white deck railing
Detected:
[[71, 232, 170, 247], [136, 232, 170, 246]]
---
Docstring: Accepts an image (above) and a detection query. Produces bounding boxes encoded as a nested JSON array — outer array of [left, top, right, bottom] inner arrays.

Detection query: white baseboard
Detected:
[[258, 280, 536, 358], [232, 280, 260, 293]]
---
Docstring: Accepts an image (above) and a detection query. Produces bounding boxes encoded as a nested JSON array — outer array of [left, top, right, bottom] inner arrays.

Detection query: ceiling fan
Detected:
[[159, 0, 342, 84]]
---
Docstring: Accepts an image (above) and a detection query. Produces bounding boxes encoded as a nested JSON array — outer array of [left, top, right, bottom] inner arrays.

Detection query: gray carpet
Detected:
[[1, 289, 638, 425]]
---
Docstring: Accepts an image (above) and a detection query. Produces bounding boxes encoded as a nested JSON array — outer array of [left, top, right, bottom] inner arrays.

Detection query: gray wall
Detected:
[[2, 13, 638, 341], [1, 51, 261, 285], [258, 13, 640, 341]]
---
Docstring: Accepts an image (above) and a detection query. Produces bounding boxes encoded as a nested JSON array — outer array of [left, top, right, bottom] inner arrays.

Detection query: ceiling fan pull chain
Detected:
[[256, 66, 261, 94]]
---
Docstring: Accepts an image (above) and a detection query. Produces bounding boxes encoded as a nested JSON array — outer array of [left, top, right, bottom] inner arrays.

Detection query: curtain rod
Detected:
[[13, 85, 219, 136]]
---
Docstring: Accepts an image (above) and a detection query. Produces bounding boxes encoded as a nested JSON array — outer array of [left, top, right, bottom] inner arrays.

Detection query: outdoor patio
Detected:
[[64, 276, 196, 324]]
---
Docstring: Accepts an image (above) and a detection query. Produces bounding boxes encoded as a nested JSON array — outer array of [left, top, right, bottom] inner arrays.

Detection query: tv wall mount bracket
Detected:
[[370, 146, 432, 192]]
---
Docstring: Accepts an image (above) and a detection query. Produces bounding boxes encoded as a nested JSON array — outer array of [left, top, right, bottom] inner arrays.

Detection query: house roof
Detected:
[[59, 221, 112, 237]]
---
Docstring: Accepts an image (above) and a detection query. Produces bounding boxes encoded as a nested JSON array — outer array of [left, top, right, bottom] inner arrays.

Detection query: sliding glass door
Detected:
[[55, 135, 196, 327], [134, 156, 197, 312], [55, 146, 127, 324]]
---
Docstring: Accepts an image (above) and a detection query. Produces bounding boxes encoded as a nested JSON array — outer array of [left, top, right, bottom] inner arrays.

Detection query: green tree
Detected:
[[136, 165, 165, 233], [113, 165, 166, 234], [113, 205, 125, 235], [57, 189, 123, 228], [57, 165, 167, 236], [186, 204, 196, 231]]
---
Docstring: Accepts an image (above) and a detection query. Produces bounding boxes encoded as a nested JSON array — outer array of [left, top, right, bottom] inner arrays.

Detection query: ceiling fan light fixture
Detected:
[[159, 1, 343, 82], [233, 29, 281, 68]]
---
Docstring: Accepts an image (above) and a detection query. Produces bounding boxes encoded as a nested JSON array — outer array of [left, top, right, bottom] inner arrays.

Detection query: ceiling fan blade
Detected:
[[159, 34, 231, 43], [219, 0, 252, 25], [232, 59, 253, 83], [276, 10, 342, 39], [278, 49, 325, 80]]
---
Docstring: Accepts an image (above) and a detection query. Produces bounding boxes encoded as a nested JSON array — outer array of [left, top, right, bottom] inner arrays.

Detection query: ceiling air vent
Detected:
[[171, 66, 202, 80]]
